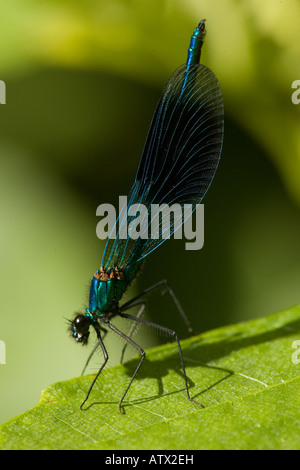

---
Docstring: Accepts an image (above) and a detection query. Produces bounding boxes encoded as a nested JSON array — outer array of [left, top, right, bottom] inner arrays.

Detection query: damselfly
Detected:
[[69, 19, 224, 412]]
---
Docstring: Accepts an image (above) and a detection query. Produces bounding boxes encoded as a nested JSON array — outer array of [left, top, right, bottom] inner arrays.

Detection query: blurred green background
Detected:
[[1, 0, 300, 424]]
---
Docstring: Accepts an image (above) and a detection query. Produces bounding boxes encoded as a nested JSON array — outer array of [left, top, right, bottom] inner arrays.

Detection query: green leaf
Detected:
[[1, 306, 300, 450]]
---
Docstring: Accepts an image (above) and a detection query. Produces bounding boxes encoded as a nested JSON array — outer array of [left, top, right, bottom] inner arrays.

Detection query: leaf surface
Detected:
[[1, 306, 300, 449]]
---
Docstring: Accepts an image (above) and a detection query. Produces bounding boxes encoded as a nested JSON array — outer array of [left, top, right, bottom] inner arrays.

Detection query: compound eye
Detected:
[[74, 315, 90, 334], [71, 315, 90, 344]]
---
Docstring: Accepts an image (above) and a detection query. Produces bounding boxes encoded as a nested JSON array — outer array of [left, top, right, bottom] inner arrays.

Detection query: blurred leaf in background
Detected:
[[0, 0, 300, 426]]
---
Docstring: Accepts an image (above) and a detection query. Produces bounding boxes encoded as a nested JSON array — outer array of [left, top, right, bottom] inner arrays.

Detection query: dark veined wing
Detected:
[[101, 62, 224, 280]]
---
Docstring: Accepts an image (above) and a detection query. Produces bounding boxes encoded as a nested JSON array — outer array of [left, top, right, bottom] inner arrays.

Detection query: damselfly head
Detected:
[[70, 314, 90, 345]]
